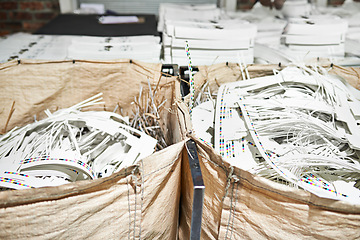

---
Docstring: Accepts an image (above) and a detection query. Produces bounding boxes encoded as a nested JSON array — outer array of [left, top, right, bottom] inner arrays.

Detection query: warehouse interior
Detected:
[[0, 0, 360, 239]]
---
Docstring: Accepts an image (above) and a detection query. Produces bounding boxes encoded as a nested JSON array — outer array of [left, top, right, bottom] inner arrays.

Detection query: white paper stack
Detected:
[[346, 31, 360, 57], [0, 33, 162, 63], [162, 18, 257, 66], [254, 14, 352, 64], [317, 1, 360, 64], [334, 6, 360, 58], [157, 3, 219, 33], [0, 33, 69, 62], [280, 15, 348, 59], [225, 4, 287, 47], [67, 35, 161, 62], [19, 35, 72, 60]]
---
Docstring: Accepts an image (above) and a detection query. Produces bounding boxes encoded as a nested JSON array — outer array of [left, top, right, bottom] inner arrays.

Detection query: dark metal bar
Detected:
[[186, 139, 205, 240]]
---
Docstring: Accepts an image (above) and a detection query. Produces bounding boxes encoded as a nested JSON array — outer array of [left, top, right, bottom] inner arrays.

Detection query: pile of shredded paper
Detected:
[[192, 66, 360, 204], [0, 94, 157, 190]]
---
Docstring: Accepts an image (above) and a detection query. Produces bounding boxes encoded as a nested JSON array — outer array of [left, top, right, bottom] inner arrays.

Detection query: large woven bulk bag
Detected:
[[178, 63, 360, 239], [0, 59, 186, 239]]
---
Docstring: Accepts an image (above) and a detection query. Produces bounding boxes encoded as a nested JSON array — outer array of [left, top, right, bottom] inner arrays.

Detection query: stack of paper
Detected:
[[319, 1, 360, 65], [157, 3, 219, 33], [67, 35, 161, 62], [19, 35, 72, 60], [0, 33, 161, 63], [226, 4, 287, 46], [162, 18, 257, 66], [0, 33, 70, 62], [281, 16, 348, 59], [344, 11, 360, 56], [254, 14, 353, 64]]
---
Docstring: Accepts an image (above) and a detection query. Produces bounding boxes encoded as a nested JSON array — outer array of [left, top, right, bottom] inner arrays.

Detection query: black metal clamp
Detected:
[[186, 139, 205, 240]]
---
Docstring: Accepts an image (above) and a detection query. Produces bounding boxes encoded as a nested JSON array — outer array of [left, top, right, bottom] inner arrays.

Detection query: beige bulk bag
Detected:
[[0, 59, 187, 239], [178, 63, 360, 239], [0, 141, 184, 239]]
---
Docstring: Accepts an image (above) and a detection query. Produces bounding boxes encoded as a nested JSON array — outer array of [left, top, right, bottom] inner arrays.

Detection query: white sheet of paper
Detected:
[[80, 3, 105, 14], [99, 16, 139, 24]]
